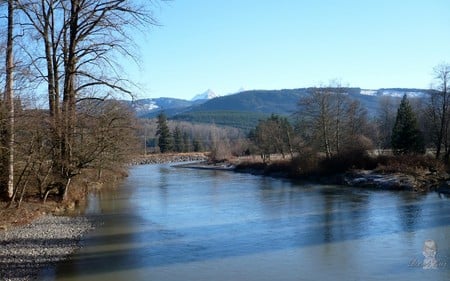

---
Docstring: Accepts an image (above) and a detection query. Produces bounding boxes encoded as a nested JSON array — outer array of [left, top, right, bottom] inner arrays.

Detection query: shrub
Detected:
[[375, 155, 445, 175], [319, 149, 378, 174], [290, 148, 320, 176]]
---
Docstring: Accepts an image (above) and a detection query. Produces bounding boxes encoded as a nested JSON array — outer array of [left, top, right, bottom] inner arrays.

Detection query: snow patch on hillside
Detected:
[[360, 89, 378, 96]]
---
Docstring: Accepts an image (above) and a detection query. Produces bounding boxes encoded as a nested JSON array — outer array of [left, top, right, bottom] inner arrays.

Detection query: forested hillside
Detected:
[[140, 87, 429, 130]]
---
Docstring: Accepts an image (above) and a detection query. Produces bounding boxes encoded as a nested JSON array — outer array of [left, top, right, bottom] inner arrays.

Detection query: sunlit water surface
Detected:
[[40, 164, 450, 280]]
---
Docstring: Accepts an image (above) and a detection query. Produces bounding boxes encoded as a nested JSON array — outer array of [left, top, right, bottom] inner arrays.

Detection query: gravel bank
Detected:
[[131, 153, 208, 165], [0, 215, 95, 281]]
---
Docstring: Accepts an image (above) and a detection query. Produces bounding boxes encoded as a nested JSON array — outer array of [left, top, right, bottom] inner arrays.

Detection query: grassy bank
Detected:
[[233, 153, 449, 192]]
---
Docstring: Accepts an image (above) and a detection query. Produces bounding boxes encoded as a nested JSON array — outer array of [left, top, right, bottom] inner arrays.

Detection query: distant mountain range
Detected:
[[128, 87, 431, 130]]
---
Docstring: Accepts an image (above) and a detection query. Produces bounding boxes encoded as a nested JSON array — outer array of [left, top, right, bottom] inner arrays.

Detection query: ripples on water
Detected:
[[45, 164, 450, 281]]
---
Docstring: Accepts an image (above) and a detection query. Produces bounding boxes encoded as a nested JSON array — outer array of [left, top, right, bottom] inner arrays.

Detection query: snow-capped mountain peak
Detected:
[[191, 89, 220, 101]]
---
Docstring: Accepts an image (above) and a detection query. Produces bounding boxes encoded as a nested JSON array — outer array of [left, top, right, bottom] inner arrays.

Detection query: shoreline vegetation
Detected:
[[0, 153, 208, 281], [1, 152, 450, 280], [178, 153, 450, 194]]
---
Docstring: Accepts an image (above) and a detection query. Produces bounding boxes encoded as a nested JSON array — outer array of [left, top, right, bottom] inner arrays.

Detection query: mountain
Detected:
[[130, 97, 195, 118], [130, 87, 432, 130], [179, 87, 418, 117], [191, 89, 220, 101], [186, 88, 307, 114]]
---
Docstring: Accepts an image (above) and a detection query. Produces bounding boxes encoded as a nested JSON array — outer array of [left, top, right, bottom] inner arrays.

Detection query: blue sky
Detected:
[[129, 0, 450, 100]]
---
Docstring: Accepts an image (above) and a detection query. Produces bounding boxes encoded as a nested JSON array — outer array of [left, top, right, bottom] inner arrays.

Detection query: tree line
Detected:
[[247, 64, 450, 168], [152, 112, 248, 160], [156, 112, 203, 153], [0, 0, 156, 204], [149, 63, 450, 170]]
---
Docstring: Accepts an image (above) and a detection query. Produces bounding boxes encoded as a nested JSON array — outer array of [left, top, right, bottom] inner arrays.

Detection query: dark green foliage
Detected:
[[190, 90, 308, 114], [192, 138, 202, 152], [391, 95, 425, 155], [182, 132, 190, 152], [156, 112, 172, 153], [173, 111, 270, 131], [172, 126, 183, 153]]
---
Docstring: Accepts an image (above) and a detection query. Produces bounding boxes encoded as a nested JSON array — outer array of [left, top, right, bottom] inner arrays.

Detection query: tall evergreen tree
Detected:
[[173, 126, 183, 153], [192, 138, 202, 152], [182, 132, 190, 152], [156, 112, 172, 153], [391, 95, 425, 155]]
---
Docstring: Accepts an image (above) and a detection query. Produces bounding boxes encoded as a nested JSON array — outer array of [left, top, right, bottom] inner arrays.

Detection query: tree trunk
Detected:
[[3, 0, 15, 199], [62, 178, 72, 201], [61, 0, 79, 175]]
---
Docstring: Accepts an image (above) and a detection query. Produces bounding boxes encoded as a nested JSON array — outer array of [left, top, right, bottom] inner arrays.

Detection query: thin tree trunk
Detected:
[[62, 178, 71, 201], [4, 0, 15, 199]]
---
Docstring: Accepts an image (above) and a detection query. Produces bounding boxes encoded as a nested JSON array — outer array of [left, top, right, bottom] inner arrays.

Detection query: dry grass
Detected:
[[0, 199, 57, 232], [375, 155, 446, 175]]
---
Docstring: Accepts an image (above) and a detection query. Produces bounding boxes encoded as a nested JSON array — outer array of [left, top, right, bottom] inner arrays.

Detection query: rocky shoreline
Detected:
[[131, 153, 208, 165], [232, 161, 450, 193], [0, 153, 207, 281], [342, 170, 448, 192], [2, 154, 449, 281], [0, 215, 96, 281]]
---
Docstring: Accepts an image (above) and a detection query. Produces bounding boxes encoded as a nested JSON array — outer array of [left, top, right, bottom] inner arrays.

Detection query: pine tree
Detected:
[[173, 126, 183, 153], [391, 95, 425, 155], [192, 138, 202, 152], [156, 112, 172, 153], [182, 132, 190, 152]]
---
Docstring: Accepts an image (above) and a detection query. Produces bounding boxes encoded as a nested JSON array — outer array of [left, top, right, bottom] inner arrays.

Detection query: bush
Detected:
[[234, 161, 268, 173], [375, 155, 445, 175], [290, 148, 320, 176], [319, 149, 378, 174]]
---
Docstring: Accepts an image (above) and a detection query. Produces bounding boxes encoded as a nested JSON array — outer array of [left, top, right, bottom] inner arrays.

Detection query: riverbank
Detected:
[[177, 154, 450, 193], [0, 153, 208, 280], [0, 214, 96, 281], [232, 158, 450, 193], [0, 168, 122, 280], [132, 152, 208, 165]]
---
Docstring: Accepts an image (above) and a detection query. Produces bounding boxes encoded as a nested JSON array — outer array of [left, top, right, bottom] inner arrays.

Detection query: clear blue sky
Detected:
[[129, 0, 450, 100]]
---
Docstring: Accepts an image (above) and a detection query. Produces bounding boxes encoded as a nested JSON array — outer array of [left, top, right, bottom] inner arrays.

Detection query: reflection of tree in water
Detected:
[[257, 177, 298, 217], [155, 166, 170, 206], [321, 189, 335, 243], [397, 193, 424, 232], [319, 188, 370, 244]]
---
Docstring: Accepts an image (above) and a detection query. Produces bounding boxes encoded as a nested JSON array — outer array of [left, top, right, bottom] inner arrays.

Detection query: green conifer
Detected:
[[391, 95, 425, 155], [156, 112, 172, 153]]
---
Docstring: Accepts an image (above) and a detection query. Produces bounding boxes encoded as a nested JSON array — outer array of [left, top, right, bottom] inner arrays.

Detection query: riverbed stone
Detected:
[[344, 170, 447, 191], [0, 215, 95, 281]]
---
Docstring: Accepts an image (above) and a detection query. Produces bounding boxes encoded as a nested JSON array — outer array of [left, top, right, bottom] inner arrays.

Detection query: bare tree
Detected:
[[74, 100, 139, 182], [375, 96, 398, 152], [425, 63, 450, 159], [1, 0, 16, 199], [296, 86, 370, 158], [250, 114, 296, 161], [15, 0, 157, 198], [297, 87, 336, 158]]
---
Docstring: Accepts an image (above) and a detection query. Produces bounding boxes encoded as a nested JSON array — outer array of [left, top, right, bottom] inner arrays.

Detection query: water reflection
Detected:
[[41, 164, 450, 281], [397, 192, 425, 232]]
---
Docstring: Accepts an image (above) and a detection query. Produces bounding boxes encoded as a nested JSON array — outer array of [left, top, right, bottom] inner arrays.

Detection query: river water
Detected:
[[41, 164, 449, 280]]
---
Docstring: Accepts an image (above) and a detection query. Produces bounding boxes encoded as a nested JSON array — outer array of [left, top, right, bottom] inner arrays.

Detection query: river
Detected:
[[40, 163, 450, 280]]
